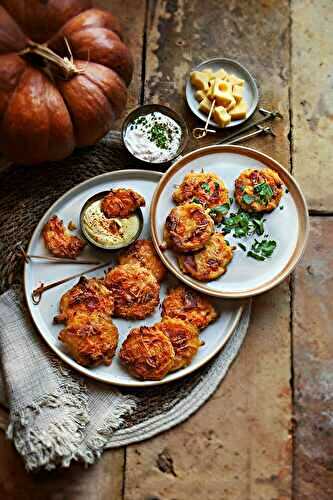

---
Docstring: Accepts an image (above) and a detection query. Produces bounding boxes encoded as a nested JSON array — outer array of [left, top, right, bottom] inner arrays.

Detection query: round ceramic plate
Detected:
[[185, 57, 259, 128], [150, 146, 309, 298], [24, 169, 245, 387]]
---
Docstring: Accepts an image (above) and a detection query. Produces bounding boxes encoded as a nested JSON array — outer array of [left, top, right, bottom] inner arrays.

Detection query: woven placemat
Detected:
[[0, 133, 251, 443]]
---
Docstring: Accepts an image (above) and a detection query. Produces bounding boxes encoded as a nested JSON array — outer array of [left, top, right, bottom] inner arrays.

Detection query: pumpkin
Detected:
[[0, 0, 133, 165]]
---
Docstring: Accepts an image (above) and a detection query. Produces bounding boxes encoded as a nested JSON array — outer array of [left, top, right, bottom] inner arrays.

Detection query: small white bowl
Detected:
[[185, 57, 259, 129]]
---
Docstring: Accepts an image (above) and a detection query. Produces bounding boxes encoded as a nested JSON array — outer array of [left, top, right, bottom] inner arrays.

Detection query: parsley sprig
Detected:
[[220, 210, 265, 238], [242, 182, 274, 206], [247, 239, 277, 261]]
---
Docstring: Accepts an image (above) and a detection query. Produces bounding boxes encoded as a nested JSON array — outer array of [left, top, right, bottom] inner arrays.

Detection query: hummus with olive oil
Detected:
[[83, 200, 140, 248]]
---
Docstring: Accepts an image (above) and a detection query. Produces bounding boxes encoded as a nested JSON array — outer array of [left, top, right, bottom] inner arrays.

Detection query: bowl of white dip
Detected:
[[80, 191, 144, 251], [122, 104, 188, 167]]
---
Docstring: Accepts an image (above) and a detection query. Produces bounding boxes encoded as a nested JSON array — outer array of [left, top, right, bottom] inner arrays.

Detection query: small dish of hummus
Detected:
[[80, 191, 143, 251], [122, 104, 188, 166]]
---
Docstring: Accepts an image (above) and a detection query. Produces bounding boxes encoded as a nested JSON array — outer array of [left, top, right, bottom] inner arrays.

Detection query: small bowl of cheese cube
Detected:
[[186, 57, 259, 129]]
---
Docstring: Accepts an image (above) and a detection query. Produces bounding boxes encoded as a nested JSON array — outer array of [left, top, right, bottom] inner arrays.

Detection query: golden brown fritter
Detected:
[[43, 215, 85, 258], [105, 263, 160, 319], [119, 326, 175, 380], [58, 311, 119, 367], [118, 239, 167, 282], [164, 203, 214, 253], [235, 168, 283, 212], [162, 286, 217, 330], [172, 171, 229, 221], [101, 188, 145, 218], [178, 233, 233, 282], [156, 317, 203, 372], [54, 277, 114, 324]]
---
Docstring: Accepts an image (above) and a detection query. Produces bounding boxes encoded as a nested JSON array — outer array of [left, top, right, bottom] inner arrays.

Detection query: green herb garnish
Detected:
[[247, 238, 277, 261], [214, 182, 220, 191], [210, 203, 230, 217], [238, 243, 247, 252], [247, 250, 265, 261], [192, 197, 202, 205], [254, 182, 274, 204], [280, 205, 284, 210], [242, 193, 255, 205], [201, 182, 211, 193], [221, 210, 265, 238], [229, 197, 234, 205]]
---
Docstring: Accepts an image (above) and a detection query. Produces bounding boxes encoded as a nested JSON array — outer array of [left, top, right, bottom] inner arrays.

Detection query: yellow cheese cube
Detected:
[[213, 106, 231, 127], [226, 73, 244, 86], [227, 96, 236, 111], [190, 71, 210, 91], [211, 79, 234, 107], [232, 84, 243, 103], [195, 90, 207, 102], [213, 68, 228, 80], [202, 68, 215, 79], [206, 82, 215, 101], [229, 98, 248, 120], [199, 97, 214, 115]]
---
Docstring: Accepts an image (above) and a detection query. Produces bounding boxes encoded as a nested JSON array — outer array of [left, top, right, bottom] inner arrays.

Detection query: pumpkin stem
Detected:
[[19, 41, 84, 79]]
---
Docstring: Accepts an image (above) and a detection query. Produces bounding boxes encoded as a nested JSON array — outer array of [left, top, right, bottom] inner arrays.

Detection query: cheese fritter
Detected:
[[178, 233, 233, 281], [172, 171, 229, 222], [101, 188, 145, 218], [164, 202, 214, 253], [156, 317, 203, 371], [58, 311, 119, 367], [104, 263, 160, 319], [162, 286, 217, 330], [43, 215, 85, 258], [235, 168, 283, 212], [119, 325, 175, 380], [54, 277, 114, 324], [118, 239, 167, 282]]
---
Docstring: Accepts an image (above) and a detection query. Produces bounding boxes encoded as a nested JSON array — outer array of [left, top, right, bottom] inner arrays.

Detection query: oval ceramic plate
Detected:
[[24, 170, 245, 387], [186, 57, 259, 128], [150, 146, 309, 299]]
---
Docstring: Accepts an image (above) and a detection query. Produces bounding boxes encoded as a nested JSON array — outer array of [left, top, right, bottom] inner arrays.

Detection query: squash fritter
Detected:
[[172, 171, 229, 222], [162, 286, 217, 330], [178, 233, 233, 281], [101, 188, 145, 218], [58, 311, 119, 367], [119, 325, 175, 380], [156, 317, 203, 371], [235, 168, 283, 212], [118, 239, 167, 282], [42, 215, 85, 258], [105, 263, 160, 319], [54, 277, 114, 324], [164, 202, 214, 253]]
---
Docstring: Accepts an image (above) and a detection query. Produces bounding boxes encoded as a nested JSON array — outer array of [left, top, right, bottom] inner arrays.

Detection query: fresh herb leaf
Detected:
[[280, 205, 284, 210], [247, 250, 265, 261], [252, 218, 264, 235], [192, 197, 201, 204], [201, 182, 211, 193], [285, 189, 289, 194], [229, 197, 234, 205], [242, 193, 255, 205], [214, 181, 220, 191], [254, 182, 274, 204], [210, 203, 230, 217], [238, 243, 247, 252]]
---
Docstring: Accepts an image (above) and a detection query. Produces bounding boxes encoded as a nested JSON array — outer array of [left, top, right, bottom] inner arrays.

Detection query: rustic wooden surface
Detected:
[[0, 1, 332, 499]]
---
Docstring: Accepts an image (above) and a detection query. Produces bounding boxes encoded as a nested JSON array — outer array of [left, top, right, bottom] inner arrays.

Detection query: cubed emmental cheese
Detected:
[[195, 90, 207, 102], [199, 97, 214, 115], [227, 96, 236, 111], [232, 84, 243, 103], [202, 68, 215, 79], [190, 71, 210, 91], [213, 106, 231, 127], [211, 79, 234, 107], [213, 68, 228, 80], [229, 98, 247, 120], [226, 73, 244, 86]]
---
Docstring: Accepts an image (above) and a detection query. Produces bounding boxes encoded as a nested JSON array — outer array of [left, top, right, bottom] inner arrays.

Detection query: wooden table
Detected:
[[0, 1, 332, 498]]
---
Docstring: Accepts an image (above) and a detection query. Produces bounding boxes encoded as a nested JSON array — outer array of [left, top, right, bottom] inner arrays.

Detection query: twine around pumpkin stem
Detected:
[[19, 41, 84, 79]]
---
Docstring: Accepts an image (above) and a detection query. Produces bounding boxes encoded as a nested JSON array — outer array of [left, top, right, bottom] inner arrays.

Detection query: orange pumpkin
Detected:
[[0, 0, 133, 164]]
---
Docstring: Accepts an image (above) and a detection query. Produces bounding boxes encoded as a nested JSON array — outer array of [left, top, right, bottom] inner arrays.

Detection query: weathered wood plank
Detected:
[[125, 2, 293, 498], [293, 217, 333, 499], [0, 433, 125, 500], [0, 0, 146, 496], [125, 284, 292, 500], [291, 0, 333, 212], [144, 0, 291, 168]]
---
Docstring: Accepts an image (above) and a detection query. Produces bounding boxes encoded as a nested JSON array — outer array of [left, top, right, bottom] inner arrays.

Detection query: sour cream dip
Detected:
[[124, 111, 182, 163]]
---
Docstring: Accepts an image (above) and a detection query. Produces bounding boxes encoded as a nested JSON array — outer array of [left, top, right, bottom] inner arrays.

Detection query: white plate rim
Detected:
[[23, 169, 245, 387], [185, 57, 260, 128], [150, 145, 310, 299]]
